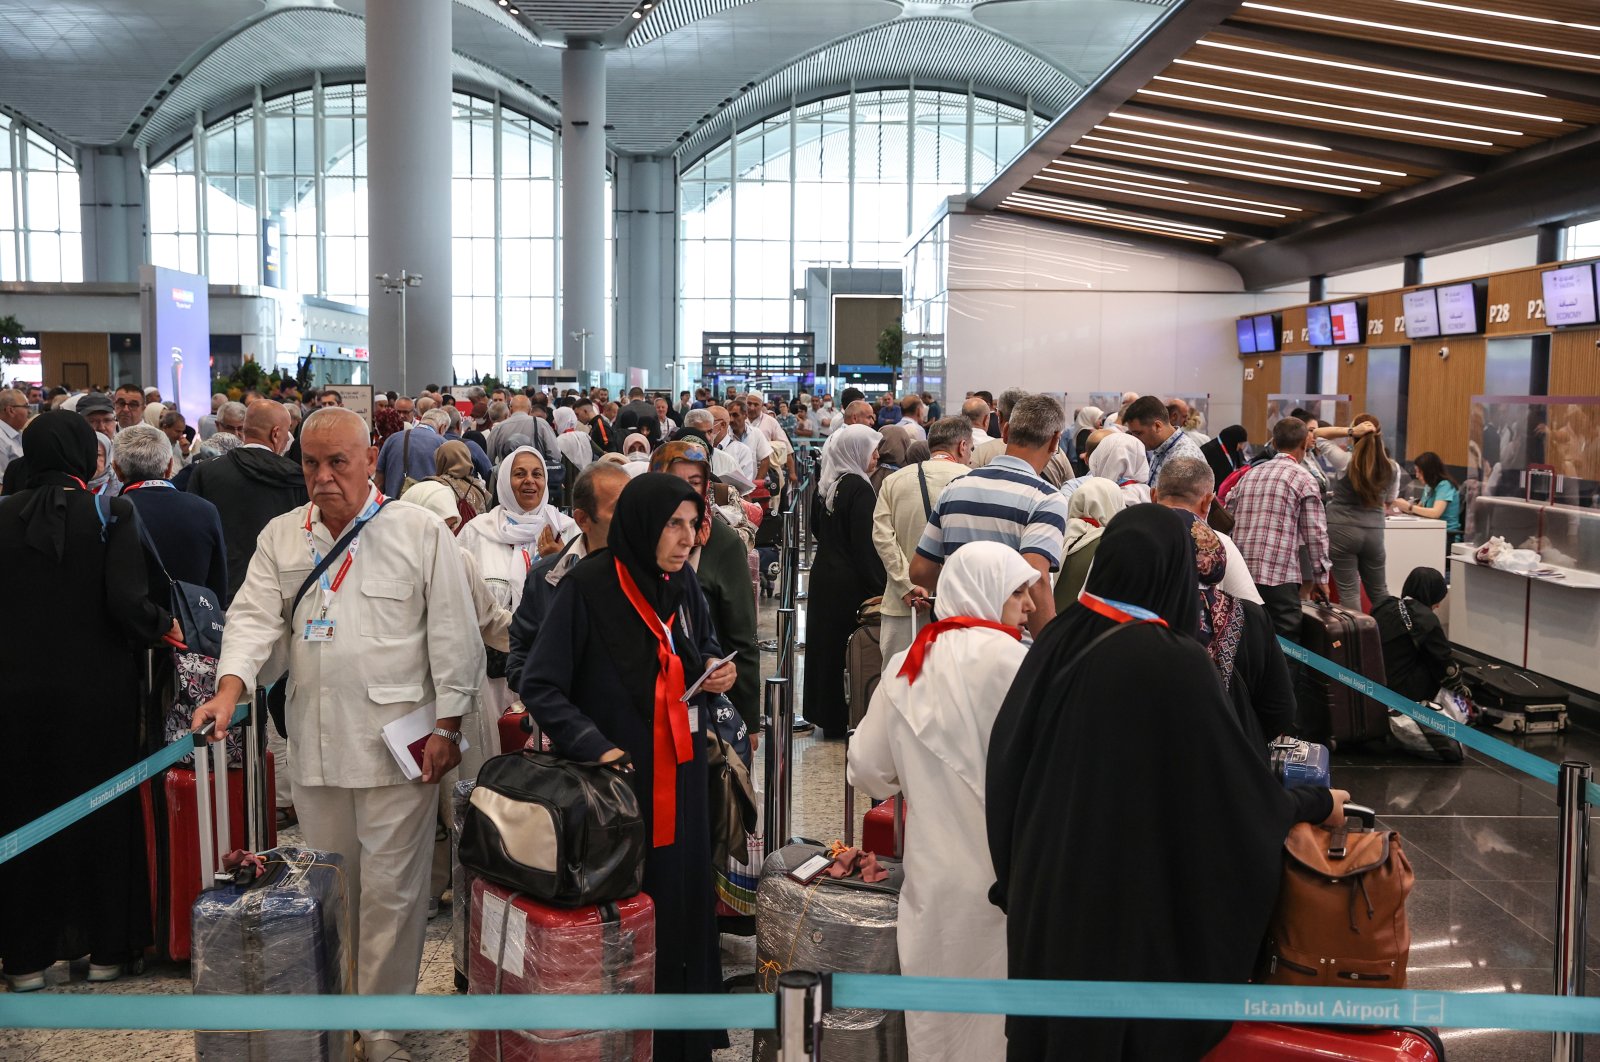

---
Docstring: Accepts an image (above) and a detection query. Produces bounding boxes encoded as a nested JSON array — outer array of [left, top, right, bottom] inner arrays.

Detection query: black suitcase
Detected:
[[1462, 663, 1569, 734], [1295, 601, 1388, 748]]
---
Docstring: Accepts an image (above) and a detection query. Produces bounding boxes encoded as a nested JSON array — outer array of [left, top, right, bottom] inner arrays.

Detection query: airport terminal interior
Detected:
[[6, 0, 1600, 1060]]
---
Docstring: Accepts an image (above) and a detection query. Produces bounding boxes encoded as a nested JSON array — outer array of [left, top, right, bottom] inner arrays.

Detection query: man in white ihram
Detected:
[[193, 407, 483, 1062]]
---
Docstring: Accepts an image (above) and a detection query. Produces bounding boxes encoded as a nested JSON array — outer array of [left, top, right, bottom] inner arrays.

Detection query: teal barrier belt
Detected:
[[832, 975, 1600, 1034], [0, 702, 250, 866], [7, 980, 1600, 1034], [1277, 637, 1600, 807]]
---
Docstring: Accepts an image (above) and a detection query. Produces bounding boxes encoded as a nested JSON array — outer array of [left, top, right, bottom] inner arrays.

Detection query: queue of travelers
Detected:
[[0, 375, 1466, 1062]]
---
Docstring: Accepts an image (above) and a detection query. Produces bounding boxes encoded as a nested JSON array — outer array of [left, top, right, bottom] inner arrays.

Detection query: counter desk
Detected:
[[1447, 543, 1600, 696]]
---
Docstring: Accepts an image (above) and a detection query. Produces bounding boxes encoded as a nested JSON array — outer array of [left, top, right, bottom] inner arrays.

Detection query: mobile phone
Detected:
[[788, 853, 832, 884]]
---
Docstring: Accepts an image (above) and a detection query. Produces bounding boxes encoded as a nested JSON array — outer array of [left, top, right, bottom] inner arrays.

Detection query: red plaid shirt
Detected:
[[1227, 454, 1330, 587]]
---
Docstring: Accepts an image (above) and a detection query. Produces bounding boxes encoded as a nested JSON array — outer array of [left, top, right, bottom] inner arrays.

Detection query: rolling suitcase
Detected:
[[499, 704, 534, 753], [467, 877, 654, 1062], [754, 844, 906, 1062], [1204, 1022, 1444, 1060], [861, 798, 907, 860], [845, 599, 884, 730], [1295, 601, 1388, 747], [1461, 663, 1569, 734], [1269, 739, 1330, 790], [452, 778, 478, 993]]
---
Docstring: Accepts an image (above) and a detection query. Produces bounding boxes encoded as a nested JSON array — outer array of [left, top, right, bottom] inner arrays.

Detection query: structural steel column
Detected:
[[561, 43, 607, 375], [78, 148, 145, 282], [624, 158, 663, 384], [366, 0, 453, 391]]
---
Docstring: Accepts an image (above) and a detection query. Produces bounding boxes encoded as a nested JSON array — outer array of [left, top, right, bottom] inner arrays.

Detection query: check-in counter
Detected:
[[1382, 515, 1447, 597]]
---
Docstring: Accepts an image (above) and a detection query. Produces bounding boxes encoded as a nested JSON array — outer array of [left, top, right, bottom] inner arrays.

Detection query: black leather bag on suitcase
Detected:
[[1462, 663, 1569, 734], [1295, 601, 1389, 748]]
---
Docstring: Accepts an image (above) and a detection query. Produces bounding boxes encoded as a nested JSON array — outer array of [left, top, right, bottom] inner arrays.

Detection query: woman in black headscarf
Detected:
[[521, 472, 732, 1062], [986, 505, 1347, 1061], [0, 412, 176, 991], [610, 400, 662, 454], [1202, 423, 1250, 489], [1373, 567, 1462, 703]]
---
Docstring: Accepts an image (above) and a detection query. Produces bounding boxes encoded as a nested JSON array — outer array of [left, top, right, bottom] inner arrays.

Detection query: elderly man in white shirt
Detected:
[[0, 389, 27, 476], [193, 408, 483, 1062], [709, 404, 760, 482]]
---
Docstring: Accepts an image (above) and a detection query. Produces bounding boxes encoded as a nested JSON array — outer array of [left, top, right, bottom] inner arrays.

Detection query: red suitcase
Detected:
[[139, 755, 276, 961], [499, 705, 533, 754], [1295, 601, 1389, 748], [1205, 1022, 1444, 1060], [467, 878, 654, 1062], [861, 797, 907, 859]]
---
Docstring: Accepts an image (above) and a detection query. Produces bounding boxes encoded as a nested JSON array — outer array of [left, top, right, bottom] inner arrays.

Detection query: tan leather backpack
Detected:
[[1261, 804, 1414, 988]]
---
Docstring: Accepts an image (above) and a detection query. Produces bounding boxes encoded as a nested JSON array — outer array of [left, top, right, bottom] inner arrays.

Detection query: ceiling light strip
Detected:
[[1096, 125, 1409, 177], [1152, 75, 1527, 136], [1082, 135, 1376, 186], [1031, 177, 1290, 217], [1111, 110, 1335, 150], [1046, 159, 1192, 185], [1134, 88, 1500, 146], [1007, 193, 1228, 236], [1004, 204, 1223, 243], [1387, 0, 1600, 34], [1035, 170, 1301, 213], [1239, 3, 1600, 65], [1171, 58, 1563, 123], [1196, 40, 1547, 98]]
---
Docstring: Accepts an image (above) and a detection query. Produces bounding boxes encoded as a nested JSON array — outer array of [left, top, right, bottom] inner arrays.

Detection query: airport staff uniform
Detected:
[[216, 487, 484, 1042]]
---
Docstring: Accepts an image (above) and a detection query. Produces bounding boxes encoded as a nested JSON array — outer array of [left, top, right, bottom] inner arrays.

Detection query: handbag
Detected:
[[132, 511, 225, 658], [706, 727, 758, 868], [459, 748, 646, 907]]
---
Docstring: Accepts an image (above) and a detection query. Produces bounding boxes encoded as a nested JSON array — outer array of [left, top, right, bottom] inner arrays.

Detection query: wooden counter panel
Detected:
[[1407, 337, 1484, 465]]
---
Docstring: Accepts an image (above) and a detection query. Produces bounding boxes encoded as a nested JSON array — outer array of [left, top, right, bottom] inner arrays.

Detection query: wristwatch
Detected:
[[430, 727, 465, 747]]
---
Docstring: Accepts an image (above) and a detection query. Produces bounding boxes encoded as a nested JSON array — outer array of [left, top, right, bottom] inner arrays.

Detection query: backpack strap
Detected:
[[917, 462, 933, 519], [92, 490, 117, 543]]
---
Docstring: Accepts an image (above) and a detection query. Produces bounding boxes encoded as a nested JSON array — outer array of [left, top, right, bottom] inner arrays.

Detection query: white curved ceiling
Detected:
[[0, 0, 1171, 157]]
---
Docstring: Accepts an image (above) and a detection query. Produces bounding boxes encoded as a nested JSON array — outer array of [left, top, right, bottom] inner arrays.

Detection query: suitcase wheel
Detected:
[[454, 969, 468, 994]]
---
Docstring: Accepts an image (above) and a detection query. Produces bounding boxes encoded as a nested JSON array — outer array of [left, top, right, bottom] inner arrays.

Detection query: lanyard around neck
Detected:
[[304, 493, 386, 616], [1078, 590, 1168, 628]]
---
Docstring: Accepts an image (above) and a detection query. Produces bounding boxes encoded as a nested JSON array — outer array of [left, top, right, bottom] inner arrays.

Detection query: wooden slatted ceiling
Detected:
[[1233, 0, 1600, 78], [1024, 162, 1311, 226]]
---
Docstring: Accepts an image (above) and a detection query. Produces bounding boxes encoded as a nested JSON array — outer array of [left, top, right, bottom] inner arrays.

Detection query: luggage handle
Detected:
[[191, 703, 251, 892], [1327, 802, 1377, 859]]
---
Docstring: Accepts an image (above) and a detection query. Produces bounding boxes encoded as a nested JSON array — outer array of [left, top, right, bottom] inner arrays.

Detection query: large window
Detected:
[[1, 113, 81, 282], [149, 84, 571, 383], [1568, 218, 1600, 260], [679, 88, 1031, 361]]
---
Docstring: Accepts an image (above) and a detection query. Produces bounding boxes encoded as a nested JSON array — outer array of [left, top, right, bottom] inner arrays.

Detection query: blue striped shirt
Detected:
[[915, 454, 1070, 571]]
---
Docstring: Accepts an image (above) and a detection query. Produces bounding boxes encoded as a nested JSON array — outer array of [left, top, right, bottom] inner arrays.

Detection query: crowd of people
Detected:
[[0, 375, 1466, 1061]]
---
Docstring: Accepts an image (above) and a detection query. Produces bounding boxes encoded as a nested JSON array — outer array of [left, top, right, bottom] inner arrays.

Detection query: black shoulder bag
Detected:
[[131, 510, 226, 658]]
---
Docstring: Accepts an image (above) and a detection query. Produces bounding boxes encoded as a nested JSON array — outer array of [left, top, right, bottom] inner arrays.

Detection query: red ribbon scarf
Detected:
[[897, 616, 1022, 685], [614, 558, 694, 847]]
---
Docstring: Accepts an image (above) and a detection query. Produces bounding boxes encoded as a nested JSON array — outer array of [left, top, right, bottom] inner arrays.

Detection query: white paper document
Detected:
[[380, 702, 468, 781]]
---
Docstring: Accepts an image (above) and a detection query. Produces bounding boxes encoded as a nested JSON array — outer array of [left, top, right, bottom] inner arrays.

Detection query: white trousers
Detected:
[[267, 725, 293, 809], [879, 613, 915, 678], [291, 780, 436, 1042]]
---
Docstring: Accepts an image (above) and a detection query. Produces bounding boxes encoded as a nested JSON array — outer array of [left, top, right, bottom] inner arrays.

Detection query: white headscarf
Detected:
[[480, 446, 574, 545], [89, 433, 116, 493], [402, 479, 461, 530], [553, 406, 580, 434], [1062, 478, 1124, 557], [1076, 405, 1105, 433], [623, 432, 650, 459], [1088, 431, 1152, 505], [819, 423, 881, 512], [937, 541, 1040, 623]]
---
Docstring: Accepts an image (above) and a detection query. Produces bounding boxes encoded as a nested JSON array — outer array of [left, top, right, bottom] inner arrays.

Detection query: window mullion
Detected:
[[314, 74, 328, 298], [494, 92, 505, 383]]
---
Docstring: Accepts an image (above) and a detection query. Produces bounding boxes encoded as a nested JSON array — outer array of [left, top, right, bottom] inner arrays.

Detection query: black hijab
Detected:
[[1219, 423, 1249, 463], [611, 401, 660, 454], [986, 502, 1295, 1060], [1403, 566, 1447, 607], [16, 412, 100, 561], [607, 472, 705, 620]]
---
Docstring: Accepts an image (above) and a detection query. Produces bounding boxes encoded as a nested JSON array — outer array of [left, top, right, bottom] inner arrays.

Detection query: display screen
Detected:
[[1236, 317, 1258, 355], [1304, 305, 1332, 347], [146, 266, 211, 432], [1402, 289, 1441, 339], [1542, 265, 1599, 328], [1437, 282, 1480, 336], [1253, 314, 1279, 353], [1328, 301, 1362, 345]]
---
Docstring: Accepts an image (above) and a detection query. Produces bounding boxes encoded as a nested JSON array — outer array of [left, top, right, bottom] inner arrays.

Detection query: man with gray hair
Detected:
[[908, 394, 1068, 636], [682, 408, 748, 488], [158, 408, 191, 470], [116, 423, 228, 598], [215, 401, 247, 438], [871, 416, 972, 668], [1152, 455, 1262, 605], [199, 393, 228, 440], [974, 390, 1072, 485], [0, 388, 28, 477]]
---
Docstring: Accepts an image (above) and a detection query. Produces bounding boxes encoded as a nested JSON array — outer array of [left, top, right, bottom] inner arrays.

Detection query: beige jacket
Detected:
[[871, 456, 971, 617]]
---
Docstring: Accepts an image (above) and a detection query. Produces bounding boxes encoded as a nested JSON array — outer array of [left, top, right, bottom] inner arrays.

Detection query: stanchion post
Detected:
[[244, 688, 269, 853], [777, 607, 796, 684], [775, 970, 824, 1062], [778, 508, 797, 611], [1553, 760, 1592, 1062], [762, 677, 792, 860]]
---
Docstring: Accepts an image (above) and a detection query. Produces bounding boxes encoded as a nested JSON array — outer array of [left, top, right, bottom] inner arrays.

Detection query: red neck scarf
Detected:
[[614, 558, 694, 847], [897, 616, 1022, 685]]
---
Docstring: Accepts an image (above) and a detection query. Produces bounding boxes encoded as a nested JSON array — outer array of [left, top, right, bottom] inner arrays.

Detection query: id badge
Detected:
[[686, 706, 700, 733], [303, 618, 336, 642]]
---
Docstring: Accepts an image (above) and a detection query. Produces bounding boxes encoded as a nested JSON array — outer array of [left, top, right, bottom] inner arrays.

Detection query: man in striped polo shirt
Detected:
[[908, 394, 1069, 636]]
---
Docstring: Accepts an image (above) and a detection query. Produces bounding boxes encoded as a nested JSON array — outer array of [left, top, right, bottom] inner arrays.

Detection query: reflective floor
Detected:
[[6, 580, 1600, 1061]]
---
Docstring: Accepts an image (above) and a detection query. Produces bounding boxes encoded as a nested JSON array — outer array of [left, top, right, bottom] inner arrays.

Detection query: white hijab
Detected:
[[819, 423, 881, 512], [936, 541, 1040, 624], [1076, 405, 1105, 433], [402, 479, 461, 531], [1088, 431, 1152, 505], [552, 406, 579, 433], [479, 446, 573, 545], [1062, 478, 1124, 557]]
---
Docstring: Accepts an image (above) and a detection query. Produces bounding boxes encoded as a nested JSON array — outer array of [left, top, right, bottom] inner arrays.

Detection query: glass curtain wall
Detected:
[[1, 113, 82, 282], [148, 84, 576, 383], [679, 87, 1030, 363]]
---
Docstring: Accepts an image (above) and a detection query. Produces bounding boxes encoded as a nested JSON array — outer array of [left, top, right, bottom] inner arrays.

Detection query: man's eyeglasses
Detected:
[[113, 399, 143, 409]]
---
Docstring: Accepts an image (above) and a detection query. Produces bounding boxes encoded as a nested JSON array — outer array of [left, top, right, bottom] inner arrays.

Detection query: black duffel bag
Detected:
[[459, 749, 646, 907]]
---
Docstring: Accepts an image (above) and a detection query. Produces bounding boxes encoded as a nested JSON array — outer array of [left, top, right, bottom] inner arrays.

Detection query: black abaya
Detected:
[[0, 413, 172, 975], [987, 505, 1330, 1060], [802, 475, 885, 737]]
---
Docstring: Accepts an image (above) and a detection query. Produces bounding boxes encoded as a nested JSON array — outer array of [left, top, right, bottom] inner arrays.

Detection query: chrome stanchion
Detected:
[[762, 677, 792, 860], [778, 509, 797, 612], [777, 607, 796, 683], [775, 970, 825, 1062], [243, 687, 270, 853], [1553, 760, 1592, 1062]]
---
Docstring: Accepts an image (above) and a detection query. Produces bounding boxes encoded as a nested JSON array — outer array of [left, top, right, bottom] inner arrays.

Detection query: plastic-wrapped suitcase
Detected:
[[140, 756, 277, 961], [191, 846, 353, 1062], [1461, 663, 1569, 734], [1296, 601, 1388, 747], [1270, 739, 1331, 790], [467, 877, 654, 1062], [753, 844, 907, 1062], [1203, 1022, 1444, 1060], [452, 778, 478, 993]]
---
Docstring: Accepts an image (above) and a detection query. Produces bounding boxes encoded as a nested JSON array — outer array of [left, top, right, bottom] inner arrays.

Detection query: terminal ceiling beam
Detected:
[[970, 0, 1240, 211]]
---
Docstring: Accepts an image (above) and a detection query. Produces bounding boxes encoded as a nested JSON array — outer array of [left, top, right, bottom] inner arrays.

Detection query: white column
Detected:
[[366, 0, 453, 392], [623, 157, 664, 385], [77, 148, 145, 282], [561, 44, 607, 375]]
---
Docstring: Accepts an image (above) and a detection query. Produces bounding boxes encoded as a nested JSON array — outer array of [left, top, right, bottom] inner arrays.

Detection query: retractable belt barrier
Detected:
[[1276, 637, 1600, 806]]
